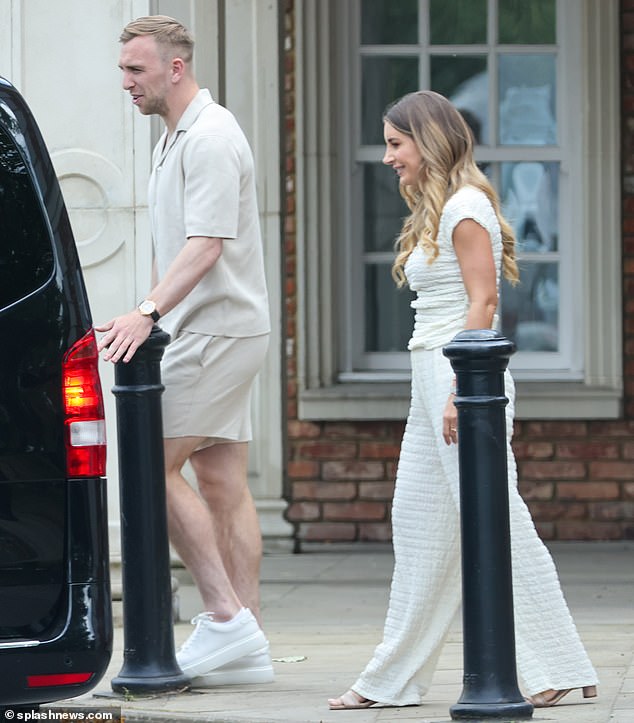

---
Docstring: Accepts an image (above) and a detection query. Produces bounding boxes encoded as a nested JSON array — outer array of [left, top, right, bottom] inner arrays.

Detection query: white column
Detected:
[[5, 0, 291, 555], [4, 0, 155, 561], [223, 0, 292, 545]]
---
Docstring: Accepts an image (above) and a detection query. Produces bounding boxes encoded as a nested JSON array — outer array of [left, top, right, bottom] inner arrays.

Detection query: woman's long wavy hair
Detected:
[[385, 90, 519, 288]]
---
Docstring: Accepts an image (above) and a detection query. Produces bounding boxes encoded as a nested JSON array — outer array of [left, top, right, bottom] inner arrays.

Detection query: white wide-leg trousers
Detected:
[[353, 347, 598, 706]]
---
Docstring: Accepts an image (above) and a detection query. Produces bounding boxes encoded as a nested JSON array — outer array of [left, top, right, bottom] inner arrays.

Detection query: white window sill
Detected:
[[298, 381, 622, 421]]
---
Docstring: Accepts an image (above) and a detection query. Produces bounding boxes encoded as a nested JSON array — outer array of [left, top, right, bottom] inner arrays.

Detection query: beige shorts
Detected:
[[160, 332, 269, 444]]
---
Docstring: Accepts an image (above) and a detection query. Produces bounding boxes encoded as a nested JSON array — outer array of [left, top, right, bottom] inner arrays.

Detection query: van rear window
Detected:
[[0, 124, 54, 310]]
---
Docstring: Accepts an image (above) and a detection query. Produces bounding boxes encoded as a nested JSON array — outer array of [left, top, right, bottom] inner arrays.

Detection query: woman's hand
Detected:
[[443, 393, 458, 445]]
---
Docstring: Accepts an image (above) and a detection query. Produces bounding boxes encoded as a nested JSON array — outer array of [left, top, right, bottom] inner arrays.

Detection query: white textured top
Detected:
[[404, 186, 502, 350]]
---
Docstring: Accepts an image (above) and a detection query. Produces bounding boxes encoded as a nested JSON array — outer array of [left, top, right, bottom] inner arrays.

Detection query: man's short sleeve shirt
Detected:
[[148, 89, 270, 338]]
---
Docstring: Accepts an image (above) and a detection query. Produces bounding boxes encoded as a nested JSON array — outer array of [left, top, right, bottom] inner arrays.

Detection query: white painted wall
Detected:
[[1, 0, 290, 558]]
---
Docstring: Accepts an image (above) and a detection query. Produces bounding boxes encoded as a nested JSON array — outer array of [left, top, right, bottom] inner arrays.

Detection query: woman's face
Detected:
[[382, 121, 423, 186]]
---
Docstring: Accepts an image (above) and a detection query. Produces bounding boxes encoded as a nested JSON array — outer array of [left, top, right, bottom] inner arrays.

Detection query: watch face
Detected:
[[139, 300, 156, 315]]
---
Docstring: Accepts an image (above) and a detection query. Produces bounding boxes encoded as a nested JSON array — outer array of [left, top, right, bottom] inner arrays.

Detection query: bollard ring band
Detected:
[[450, 427, 457, 432]]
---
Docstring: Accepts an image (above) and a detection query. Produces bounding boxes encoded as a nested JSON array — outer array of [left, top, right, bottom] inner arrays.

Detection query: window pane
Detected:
[[498, 0, 556, 44], [365, 264, 415, 352], [430, 0, 487, 45], [443, 66, 489, 145], [361, 0, 418, 45], [499, 54, 556, 145], [501, 262, 559, 351], [362, 56, 419, 145], [502, 162, 559, 253], [363, 164, 407, 253], [0, 126, 54, 310]]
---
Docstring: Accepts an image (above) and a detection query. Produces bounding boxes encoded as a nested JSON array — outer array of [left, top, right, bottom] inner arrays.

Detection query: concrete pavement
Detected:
[[51, 541, 633, 722]]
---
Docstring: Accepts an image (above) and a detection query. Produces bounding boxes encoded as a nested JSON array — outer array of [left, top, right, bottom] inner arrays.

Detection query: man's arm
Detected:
[[96, 235, 223, 363]]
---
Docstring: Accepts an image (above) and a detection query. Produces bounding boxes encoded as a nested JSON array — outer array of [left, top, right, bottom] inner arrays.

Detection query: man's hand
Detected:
[[95, 310, 154, 363]]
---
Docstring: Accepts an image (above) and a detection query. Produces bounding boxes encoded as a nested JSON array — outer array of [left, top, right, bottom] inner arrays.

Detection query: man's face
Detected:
[[118, 35, 171, 117]]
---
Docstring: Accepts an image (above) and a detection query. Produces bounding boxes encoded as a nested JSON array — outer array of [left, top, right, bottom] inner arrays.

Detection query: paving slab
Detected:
[[42, 542, 634, 723]]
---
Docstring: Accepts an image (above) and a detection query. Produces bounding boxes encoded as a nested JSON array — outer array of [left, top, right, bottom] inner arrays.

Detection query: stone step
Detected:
[[109, 573, 180, 626]]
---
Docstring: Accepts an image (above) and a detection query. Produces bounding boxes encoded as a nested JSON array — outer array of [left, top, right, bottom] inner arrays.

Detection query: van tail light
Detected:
[[27, 672, 94, 687], [62, 329, 106, 477]]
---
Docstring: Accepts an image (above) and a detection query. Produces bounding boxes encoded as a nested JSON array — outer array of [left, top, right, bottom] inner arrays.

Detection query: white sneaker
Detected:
[[191, 645, 274, 687], [176, 608, 267, 678]]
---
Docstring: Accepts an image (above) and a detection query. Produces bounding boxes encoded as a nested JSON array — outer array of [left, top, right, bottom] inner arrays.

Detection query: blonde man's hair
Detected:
[[120, 15, 194, 63], [385, 90, 519, 288]]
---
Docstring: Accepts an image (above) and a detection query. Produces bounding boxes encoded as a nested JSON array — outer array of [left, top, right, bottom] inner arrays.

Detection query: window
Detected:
[[350, 0, 578, 378], [0, 124, 54, 311], [296, 0, 621, 419]]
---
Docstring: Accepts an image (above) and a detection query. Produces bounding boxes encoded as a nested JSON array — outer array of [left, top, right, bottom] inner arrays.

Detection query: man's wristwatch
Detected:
[[137, 299, 161, 322]]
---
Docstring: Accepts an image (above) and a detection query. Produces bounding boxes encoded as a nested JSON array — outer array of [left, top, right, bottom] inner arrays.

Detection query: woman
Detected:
[[327, 90, 598, 711]]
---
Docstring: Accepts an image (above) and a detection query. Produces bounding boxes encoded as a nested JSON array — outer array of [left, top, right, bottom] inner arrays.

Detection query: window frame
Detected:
[[295, 0, 621, 420]]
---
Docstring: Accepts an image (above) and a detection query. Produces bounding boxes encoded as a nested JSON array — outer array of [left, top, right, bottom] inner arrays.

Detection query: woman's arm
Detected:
[[443, 218, 498, 445], [453, 218, 498, 329]]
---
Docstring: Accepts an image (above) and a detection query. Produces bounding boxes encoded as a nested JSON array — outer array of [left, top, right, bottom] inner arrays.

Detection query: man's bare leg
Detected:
[[164, 436, 242, 620], [164, 437, 269, 681], [190, 441, 263, 623]]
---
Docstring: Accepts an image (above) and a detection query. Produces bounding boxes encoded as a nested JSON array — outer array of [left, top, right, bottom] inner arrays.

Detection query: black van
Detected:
[[0, 77, 112, 706]]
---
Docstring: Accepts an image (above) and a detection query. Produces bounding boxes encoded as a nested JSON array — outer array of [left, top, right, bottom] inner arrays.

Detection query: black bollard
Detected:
[[110, 326, 190, 696], [443, 329, 532, 720]]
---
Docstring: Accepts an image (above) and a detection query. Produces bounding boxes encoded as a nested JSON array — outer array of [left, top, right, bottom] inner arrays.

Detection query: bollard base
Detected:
[[450, 700, 533, 720], [111, 672, 191, 697]]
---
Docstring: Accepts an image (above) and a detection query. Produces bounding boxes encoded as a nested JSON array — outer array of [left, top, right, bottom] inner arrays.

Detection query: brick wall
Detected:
[[282, 0, 634, 544], [513, 421, 634, 540], [286, 420, 404, 542]]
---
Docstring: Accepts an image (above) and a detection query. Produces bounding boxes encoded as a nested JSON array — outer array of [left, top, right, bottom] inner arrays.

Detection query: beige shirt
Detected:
[[148, 89, 270, 339]]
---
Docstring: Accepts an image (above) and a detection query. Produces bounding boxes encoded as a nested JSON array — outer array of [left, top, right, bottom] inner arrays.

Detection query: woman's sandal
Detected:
[[328, 690, 377, 710], [527, 685, 597, 708]]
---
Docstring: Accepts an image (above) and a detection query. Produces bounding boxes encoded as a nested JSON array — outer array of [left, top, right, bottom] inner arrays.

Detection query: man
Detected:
[[96, 15, 272, 687]]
